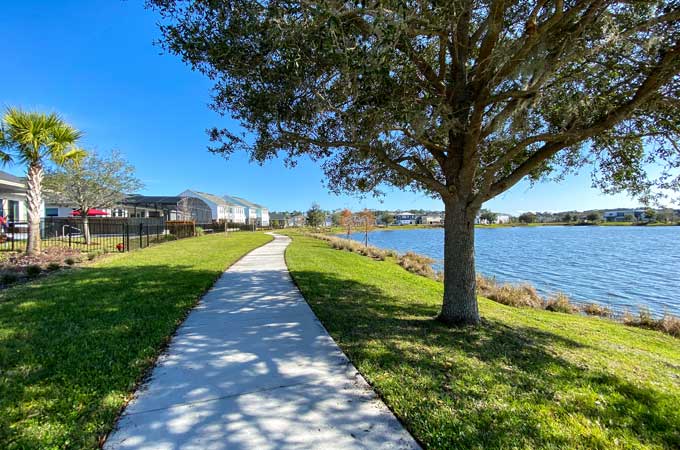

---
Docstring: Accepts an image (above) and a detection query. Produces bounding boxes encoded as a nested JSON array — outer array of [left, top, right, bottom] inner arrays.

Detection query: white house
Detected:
[[225, 195, 270, 227], [0, 171, 28, 221], [394, 212, 418, 225], [178, 190, 246, 223]]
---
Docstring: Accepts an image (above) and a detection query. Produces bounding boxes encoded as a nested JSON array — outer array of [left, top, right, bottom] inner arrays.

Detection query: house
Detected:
[[496, 214, 511, 224], [394, 212, 417, 225], [120, 195, 213, 223], [603, 209, 646, 222], [0, 171, 28, 221], [178, 190, 246, 223], [417, 214, 442, 225], [270, 213, 288, 228], [224, 196, 270, 227], [287, 214, 306, 227]]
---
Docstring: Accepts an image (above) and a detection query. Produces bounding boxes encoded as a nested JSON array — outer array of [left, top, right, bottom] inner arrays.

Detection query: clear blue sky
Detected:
[[0, 1, 653, 214]]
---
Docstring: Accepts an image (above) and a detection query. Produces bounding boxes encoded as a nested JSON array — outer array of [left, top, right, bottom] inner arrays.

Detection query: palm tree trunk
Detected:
[[26, 162, 44, 255]]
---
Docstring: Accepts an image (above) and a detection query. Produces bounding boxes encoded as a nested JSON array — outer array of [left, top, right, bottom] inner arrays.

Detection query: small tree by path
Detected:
[[0, 108, 84, 255], [357, 209, 375, 247], [340, 209, 353, 237], [306, 203, 325, 227], [44, 151, 143, 244]]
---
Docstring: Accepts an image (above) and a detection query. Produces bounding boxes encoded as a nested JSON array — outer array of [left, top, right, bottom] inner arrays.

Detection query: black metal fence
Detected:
[[0, 217, 196, 253]]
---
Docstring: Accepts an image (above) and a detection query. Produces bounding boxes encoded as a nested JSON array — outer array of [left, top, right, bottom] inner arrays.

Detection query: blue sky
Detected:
[[0, 1, 652, 214]]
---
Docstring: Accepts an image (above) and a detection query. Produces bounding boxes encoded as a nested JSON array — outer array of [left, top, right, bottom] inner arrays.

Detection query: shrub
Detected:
[[544, 293, 578, 313], [398, 252, 439, 280], [1, 272, 19, 285], [582, 303, 613, 318], [659, 315, 680, 337], [477, 276, 543, 308], [26, 265, 42, 278], [195, 226, 205, 236], [64, 257, 77, 266], [46, 262, 61, 271]]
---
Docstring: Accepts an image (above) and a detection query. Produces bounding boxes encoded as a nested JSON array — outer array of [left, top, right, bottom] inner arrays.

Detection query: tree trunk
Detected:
[[438, 198, 480, 326], [83, 214, 91, 245], [26, 162, 44, 255]]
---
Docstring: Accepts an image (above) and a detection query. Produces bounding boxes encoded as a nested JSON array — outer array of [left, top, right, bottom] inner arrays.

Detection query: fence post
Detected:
[[139, 222, 143, 249], [146, 224, 149, 247], [68, 225, 72, 248]]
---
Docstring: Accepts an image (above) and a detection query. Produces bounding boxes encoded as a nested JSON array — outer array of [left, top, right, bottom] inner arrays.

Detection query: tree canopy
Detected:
[[150, 0, 680, 325], [151, 0, 680, 207]]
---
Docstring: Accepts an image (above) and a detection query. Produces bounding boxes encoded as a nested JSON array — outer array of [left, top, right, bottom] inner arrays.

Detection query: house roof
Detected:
[[185, 190, 230, 206], [0, 170, 25, 190], [224, 195, 265, 209]]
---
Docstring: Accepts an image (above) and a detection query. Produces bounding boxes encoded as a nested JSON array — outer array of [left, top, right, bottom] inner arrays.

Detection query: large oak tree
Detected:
[[150, 0, 680, 325]]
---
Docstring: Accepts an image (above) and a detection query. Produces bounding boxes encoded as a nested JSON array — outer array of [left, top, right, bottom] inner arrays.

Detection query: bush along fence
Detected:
[[200, 221, 258, 233], [0, 217, 196, 253]]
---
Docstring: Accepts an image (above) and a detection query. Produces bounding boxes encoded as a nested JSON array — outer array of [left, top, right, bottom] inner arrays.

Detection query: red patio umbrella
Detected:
[[71, 209, 109, 217]]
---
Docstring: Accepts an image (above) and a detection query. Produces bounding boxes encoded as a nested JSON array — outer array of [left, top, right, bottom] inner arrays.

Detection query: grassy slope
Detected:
[[285, 235, 680, 450], [0, 232, 272, 449]]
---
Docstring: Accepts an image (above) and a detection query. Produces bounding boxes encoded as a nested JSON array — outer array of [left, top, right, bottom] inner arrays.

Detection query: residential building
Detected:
[[394, 212, 417, 225], [417, 214, 442, 225], [121, 195, 213, 222], [269, 213, 288, 228], [496, 214, 511, 224], [603, 209, 646, 222], [224, 195, 270, 227], [287, 214, 306, 227], [178, 190, 246, 223], [0, 171, 28, 221]]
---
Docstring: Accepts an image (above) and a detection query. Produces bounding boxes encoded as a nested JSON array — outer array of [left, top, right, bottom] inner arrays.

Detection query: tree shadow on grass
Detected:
[[290, 269, 680, 449], [0, 264, 226, 450]]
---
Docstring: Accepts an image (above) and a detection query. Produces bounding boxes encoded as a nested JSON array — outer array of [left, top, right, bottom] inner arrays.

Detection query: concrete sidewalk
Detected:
[[105, 233, 419, 450]]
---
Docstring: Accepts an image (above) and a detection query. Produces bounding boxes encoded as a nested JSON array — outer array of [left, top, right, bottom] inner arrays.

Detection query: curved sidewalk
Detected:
[[105, 233, 419, 450]]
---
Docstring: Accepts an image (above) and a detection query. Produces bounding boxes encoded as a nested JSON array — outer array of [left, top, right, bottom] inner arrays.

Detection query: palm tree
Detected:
[[0, 108, 84, 255]]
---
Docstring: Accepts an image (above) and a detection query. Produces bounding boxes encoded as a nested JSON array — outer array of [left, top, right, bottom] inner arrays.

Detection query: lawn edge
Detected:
[[280, 233, 426, 450]]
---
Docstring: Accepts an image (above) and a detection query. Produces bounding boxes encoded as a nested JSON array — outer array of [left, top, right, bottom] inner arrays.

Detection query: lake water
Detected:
[[343, 226, 680, 316]]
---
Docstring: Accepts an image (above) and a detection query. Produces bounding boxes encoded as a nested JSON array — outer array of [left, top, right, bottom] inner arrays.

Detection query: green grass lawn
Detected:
[[0, 232, 272, 449], [285, 235, 680, 450]]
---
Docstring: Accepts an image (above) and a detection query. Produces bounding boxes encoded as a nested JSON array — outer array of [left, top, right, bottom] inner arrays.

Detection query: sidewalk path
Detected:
[[105, 233, 419, 450]]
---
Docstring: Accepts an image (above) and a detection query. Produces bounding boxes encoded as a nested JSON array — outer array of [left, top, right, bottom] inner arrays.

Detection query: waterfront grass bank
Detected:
[[0, 232, 273, 449], [285, 234, 680, 449]]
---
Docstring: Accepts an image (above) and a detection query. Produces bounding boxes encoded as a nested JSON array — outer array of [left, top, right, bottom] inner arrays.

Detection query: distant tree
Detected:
[[45, 151, 143, 244], [623, 213, 637, 222], [643, 208, 657, 222], [356, 209, 375, 246], [340, 208, 354, 237], [331, 211, 342, 227], [380, 211, 395, 226], [152, 1, 680, 326], [0, 107, 84, 254], [519, 212, 537, 224], [479, 209, 498, 224], [586, 211, 602, 223], [306, 203, 325, 227], [561, 213, 574, 223], [656, 208, 675, 223]]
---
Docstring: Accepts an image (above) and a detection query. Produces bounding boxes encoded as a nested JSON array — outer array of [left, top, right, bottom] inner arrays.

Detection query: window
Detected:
[[45, 207, 59, 217], [8, 200, 19, 221]]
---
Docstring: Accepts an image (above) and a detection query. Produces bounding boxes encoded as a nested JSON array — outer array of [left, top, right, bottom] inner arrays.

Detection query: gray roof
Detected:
[[227, 195, 266, 209], [187, 190, 230, 206], [0, 170, 24, 185]]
